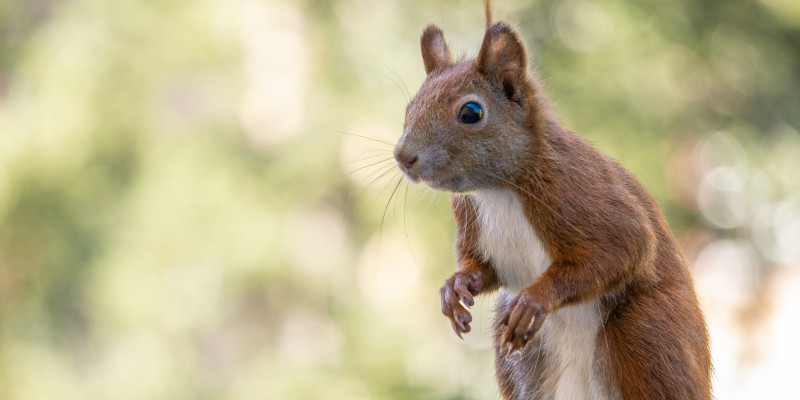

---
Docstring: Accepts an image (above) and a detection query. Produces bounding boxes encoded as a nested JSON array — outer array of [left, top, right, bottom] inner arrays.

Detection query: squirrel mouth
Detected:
[[398, 165, 462, 192], [400, 170, 421, 184], [424, 175, 463, 192], [425, 178, 449, 189], [399, 170, 443, 188]]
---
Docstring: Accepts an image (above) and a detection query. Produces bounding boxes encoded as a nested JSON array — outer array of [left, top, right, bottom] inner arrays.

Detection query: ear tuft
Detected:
[[477, 23, 528, 101], [421, 25, 453, 75]]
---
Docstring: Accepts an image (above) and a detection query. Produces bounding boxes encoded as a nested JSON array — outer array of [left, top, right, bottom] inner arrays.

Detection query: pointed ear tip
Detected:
[[422, 24, 444, 37], [421, 24, 452, 74], [490, 22, 520, 37]]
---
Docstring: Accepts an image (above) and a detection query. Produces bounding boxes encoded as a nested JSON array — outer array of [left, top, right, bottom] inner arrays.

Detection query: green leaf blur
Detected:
[[1, 0, 799, 399]]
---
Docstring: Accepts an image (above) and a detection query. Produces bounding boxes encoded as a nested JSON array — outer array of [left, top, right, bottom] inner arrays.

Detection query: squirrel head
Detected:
[[394, 19, 540, 193]]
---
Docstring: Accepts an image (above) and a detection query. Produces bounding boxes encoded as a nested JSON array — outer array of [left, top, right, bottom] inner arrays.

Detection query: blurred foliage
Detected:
[[0, 0, 798, 399]]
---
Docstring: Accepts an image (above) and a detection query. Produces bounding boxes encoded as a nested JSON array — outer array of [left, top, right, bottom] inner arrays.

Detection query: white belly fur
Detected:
[[473, 189, 605, 400]]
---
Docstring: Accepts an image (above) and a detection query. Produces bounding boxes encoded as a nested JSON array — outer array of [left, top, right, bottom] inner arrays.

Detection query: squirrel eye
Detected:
[[458, 102, 483, 124]]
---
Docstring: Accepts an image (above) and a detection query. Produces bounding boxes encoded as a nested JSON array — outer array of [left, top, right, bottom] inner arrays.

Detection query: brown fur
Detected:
[[395, 1, 711, 399]]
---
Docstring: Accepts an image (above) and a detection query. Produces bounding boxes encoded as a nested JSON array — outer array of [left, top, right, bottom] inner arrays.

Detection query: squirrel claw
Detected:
[[499, 291, 546, 353], [440, 270, 484, 338]]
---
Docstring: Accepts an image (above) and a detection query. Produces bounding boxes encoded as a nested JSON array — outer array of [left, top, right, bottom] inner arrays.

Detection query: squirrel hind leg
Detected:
[[492, 291, 550, 399], [602, 287, 712, 400]]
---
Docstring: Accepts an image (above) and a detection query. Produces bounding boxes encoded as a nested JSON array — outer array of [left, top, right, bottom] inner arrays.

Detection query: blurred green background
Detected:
[[1, 0, 799, 398]]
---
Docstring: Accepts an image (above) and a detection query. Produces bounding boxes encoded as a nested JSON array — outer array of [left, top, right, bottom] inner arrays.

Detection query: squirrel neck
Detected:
[[502, 78, 598, 236], [508, 76, 571, 192]]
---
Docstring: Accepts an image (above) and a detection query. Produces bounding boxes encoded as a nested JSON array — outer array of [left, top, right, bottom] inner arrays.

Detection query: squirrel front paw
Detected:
[[440, 270, 484, 338], [499, 290, 546, 354]]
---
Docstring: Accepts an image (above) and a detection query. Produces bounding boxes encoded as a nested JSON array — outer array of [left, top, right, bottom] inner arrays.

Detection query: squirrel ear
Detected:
[[477, 23, 528, 101], [421, 25, 453, 74]]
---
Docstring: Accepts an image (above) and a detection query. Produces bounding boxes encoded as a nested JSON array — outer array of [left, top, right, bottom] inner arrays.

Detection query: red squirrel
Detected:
[[393, 1, 712, 399]]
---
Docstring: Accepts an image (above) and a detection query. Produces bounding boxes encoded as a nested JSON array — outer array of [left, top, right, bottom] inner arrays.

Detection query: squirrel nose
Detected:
[[394, 146, 420, 173], [400, 153, 419, 170]]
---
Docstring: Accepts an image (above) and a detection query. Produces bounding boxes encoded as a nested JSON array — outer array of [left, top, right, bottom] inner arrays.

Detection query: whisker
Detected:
[[343, 161, 397, 219], [393, 178, 403, 226], [378, 174, 404, 249], [347, 152, 394, 165], [424, 188, 439, 212], [346, 138, 396, 148], [345, 157, 395, 177], [350, 147, 393, 157], [355, 158, 397, 182], [399, 180, 427, 269], [347, 164, 399, 216], [368, 169, 402, 210], [361, 52, 412, 102], [359, 162, 397, 186], [357, 164, 398, 201], [403, 181, 410, 237], [364, 66, 408, 111], [383, 175, 404, 226], [309, 122, 395, 147]]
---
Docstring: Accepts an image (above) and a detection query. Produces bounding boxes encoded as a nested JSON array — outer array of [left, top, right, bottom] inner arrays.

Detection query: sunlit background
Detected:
[[1, 0, 799, 398]]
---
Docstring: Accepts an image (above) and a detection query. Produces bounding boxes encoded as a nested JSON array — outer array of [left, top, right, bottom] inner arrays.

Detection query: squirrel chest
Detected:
[[473, 188, 611, 399], [472, 188, 551, 291]]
